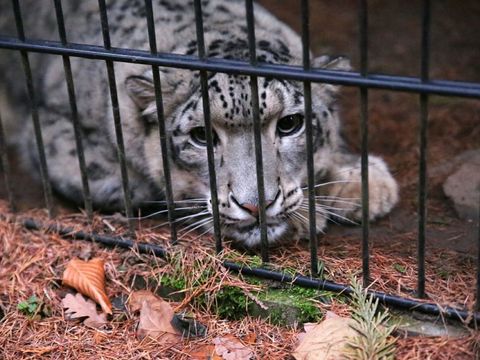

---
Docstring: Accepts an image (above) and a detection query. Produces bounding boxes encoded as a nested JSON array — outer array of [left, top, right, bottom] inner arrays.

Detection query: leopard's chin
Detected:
[[224, 221, 290, 248]]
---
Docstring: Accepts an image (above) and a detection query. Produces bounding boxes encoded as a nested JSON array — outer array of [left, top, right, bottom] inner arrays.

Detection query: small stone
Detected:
[[443, 152, 480, 221], [111, 294, 128, 312]]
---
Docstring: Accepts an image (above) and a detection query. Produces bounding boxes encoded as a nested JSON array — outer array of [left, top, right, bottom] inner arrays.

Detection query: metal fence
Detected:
[[1, 0, 480, 324]]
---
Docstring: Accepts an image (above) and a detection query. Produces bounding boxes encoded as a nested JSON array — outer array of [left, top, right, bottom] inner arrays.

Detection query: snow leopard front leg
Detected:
[[320, 152, 399, 224]]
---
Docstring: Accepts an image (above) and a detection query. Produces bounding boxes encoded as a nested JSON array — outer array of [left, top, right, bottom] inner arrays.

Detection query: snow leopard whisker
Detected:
[[314, 198, 361, 207], [148, 210, 210, 230], [315, 195, 360, 201], [178, 214, 213, 232], [299, 203, 355, 212], [306, 197, 361, 207], [318, 207, 359, 225], [286, 213, 303, 228], [288, 214, 304, 228], [290, 211, 309, 226], [301, 179, 360, 190], [192, 225, 215, 241], [133, 205, 207, 220], [179, 218, 213, 239], [142, 199, 208, 205], [299, 204, 345, 226]]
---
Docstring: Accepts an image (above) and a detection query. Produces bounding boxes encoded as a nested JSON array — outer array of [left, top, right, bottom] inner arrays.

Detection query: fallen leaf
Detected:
[[292, 317, 357, 360], [188, 344, 222, 360], [93, 331, 109, 344], [129, 290, 160, 312], [62, 258, 112, 314], [62, 293, 108, 329], [243, 333, 257, 345], [213, 335, 253, 360], [129, 290, 182, 343]]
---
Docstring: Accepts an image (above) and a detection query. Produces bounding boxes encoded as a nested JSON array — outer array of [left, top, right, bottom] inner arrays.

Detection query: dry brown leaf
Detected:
[[61, 293, 108, 329], [293, 317, 357, 360], [187, 344, 222, 360], [129, 290, 181, 343], [129, 290, 160, 312], [62, 258, 112, 314], [213, 335, 253, 360], [243, 333, 257, 345]]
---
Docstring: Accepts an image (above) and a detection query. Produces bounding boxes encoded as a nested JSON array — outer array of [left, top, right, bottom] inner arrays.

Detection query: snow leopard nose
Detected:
[[240, 201, 273, 216], [229, 194, 274, 216]]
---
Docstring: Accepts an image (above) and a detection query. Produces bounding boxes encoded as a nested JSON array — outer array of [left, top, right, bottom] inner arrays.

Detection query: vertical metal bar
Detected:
[[97, 0, 135, 234], [53, 0, 93, 221], [358, 0, 370, 285], [0, 112, 16, 211], [301, 0, 318, 275], [144, 0, 178, 244], [417, 0, 431, 298], [11, 0, 54, 217], [245, 0, 269, 263], [477, 192, 480, 311], [193, 0, 222, 253]]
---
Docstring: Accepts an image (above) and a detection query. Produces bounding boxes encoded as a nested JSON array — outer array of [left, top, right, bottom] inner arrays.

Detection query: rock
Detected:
[[392, 310, 469, 338], [443, 151, 480, 221]]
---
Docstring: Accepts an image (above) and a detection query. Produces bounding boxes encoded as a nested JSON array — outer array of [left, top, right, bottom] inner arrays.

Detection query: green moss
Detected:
[[211, 286, 251, 320], [152, 250, 343, 325], [17, 295, 51, 320], [160, 274, 186, 291], [255, 286, 327, 325], [393, 263, 406, 274]]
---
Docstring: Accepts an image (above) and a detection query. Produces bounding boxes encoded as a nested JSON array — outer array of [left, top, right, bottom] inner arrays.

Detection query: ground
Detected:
[[1, 0, 480, 359]]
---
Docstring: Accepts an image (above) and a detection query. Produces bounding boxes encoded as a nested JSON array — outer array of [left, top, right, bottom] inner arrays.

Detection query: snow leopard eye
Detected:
[[190, 127, 218, 147], [277, 114, 304, 137]]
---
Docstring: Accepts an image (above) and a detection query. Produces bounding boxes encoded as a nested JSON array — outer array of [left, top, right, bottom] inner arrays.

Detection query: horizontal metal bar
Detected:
[[1, 36, 480, 98], [223, 262, 480, 325], [12, 215, 480, 326], [20, 217, 167, 257]]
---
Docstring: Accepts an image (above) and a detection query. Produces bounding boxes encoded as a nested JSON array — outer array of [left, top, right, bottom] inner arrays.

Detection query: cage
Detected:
[[0, 0, 479, 329]]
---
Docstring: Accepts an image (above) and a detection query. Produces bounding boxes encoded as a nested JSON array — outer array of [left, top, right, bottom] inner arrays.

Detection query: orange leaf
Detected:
[[187, 344, 222, 360], [62, 258, 112, 314]]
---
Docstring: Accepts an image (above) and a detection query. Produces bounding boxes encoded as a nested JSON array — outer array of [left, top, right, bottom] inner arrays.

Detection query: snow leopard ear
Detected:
[[311, 56, 351, 103], [125, 75, 156, 110], [312, 55, 351, 71]]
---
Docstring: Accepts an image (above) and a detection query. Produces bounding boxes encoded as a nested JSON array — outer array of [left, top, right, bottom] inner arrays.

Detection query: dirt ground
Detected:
[[1, 0, 480, 359]]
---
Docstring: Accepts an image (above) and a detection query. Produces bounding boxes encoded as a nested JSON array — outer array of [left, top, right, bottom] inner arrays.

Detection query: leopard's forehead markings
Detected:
[[204, 72, 303, 127]]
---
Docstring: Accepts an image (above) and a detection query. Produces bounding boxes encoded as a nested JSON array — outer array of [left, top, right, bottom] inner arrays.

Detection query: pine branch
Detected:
[[343, 277, 397, 360]]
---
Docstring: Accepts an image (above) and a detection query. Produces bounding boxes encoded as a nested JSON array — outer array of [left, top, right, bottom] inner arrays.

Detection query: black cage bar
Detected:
[[358, 0, 370, 286], [11, 0, 55, 217], [97, 0, 135, 235], [53, 0, 94, 221], [301, 0, 319, 275], [144, 0, 178, 244], [1, 0, 479, 322], [193, 0, 223, 253], [245, 0, 269, 262]]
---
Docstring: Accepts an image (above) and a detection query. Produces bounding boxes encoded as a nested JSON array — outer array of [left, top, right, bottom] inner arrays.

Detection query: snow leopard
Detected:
[[0, 0, 398, 247]]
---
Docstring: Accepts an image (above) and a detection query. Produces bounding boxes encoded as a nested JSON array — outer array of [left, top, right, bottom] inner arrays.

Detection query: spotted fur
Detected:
[[0, 0, 398, 247]]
